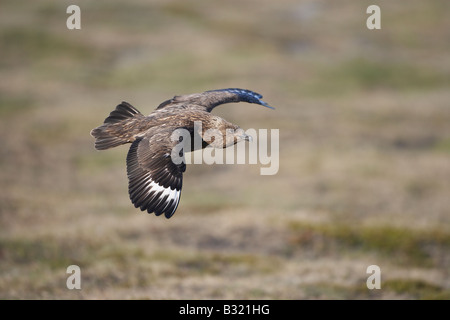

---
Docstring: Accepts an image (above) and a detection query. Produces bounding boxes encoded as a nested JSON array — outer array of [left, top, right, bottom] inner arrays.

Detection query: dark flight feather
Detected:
[[156, 88, 274, 112]]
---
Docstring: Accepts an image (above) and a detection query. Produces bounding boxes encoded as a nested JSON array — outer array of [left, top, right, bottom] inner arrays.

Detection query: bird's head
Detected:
[[202, 116, 252, 148]]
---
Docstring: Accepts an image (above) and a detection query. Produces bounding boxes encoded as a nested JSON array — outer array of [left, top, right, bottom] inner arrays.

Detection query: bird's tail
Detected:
[[90, 101, 145, 150]]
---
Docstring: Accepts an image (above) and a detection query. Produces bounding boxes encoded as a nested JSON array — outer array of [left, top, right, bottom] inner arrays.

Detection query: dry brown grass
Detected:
[[0, 0, 449, 299]]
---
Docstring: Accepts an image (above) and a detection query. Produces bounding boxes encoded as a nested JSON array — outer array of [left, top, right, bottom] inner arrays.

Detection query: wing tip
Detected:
[[208, 88, 275, 109], [259, 99, 275, 110], [133, 192, 180, 219]]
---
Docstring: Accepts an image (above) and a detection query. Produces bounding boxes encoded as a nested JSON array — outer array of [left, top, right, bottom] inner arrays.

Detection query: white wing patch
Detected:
[[136, 173, 181, 216]]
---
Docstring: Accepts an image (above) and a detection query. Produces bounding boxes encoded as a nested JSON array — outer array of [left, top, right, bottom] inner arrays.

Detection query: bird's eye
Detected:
[[179, 150, 183, 157], [179, 136, 183, 142]]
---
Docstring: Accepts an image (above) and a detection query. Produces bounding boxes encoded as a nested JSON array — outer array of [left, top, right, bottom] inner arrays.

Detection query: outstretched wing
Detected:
[[126, 127, 186, 218], [156, 88, 274, 112]]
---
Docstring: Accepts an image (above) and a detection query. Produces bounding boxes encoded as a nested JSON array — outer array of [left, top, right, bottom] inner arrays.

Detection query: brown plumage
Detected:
[[90, 88, 274, 218]]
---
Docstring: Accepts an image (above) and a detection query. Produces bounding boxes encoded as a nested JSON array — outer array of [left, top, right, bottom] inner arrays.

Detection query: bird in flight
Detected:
[[90, 88, 274, 218]]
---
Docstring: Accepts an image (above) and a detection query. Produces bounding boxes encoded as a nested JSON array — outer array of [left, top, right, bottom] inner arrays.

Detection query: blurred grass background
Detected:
[[0, 0, 449, 299]]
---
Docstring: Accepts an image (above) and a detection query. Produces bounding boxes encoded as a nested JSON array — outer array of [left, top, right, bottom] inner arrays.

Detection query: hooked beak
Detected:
[[243, 134, 253, 143]]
